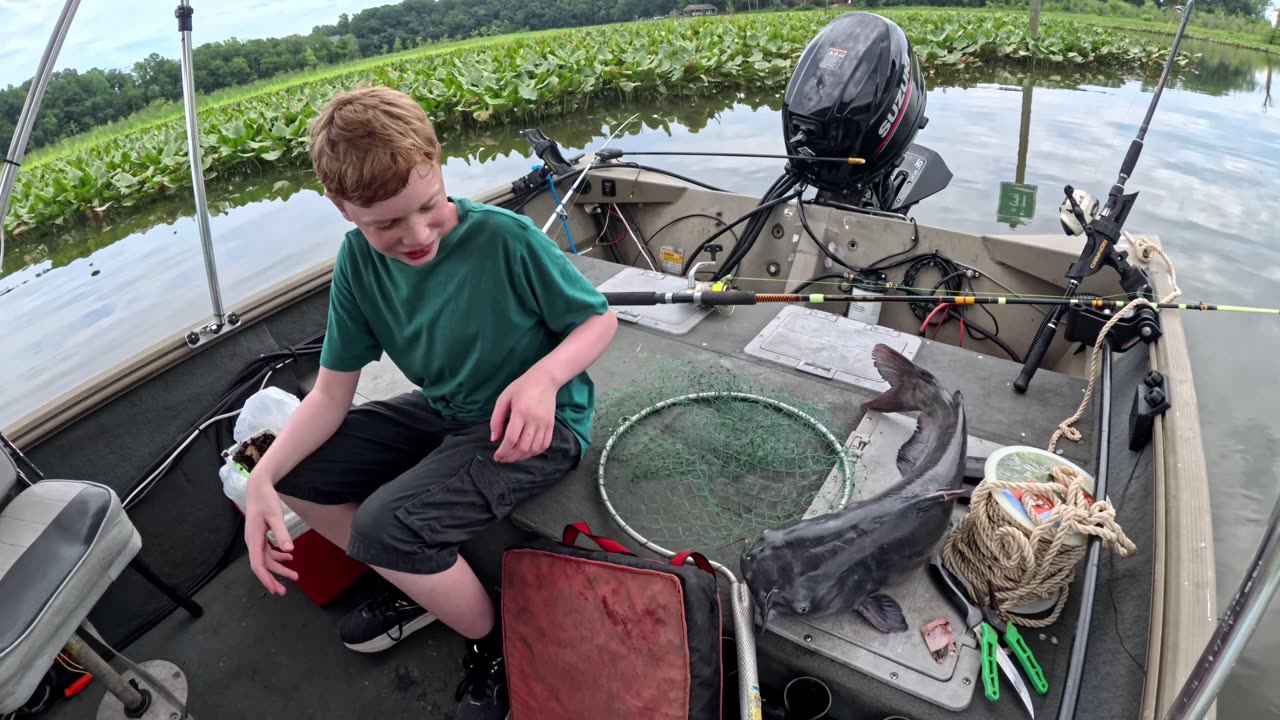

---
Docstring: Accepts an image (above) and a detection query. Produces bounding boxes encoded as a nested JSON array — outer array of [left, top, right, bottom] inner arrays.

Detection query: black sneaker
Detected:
[[337, 588, 437, 653], [454, 640, 510, 720]]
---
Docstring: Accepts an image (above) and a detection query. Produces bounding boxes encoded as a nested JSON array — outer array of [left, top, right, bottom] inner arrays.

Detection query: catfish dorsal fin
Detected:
[[896, 413, 930, 477]]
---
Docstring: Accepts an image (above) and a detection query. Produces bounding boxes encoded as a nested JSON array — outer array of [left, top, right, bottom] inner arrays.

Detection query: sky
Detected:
[[0, 0, 395, 88]]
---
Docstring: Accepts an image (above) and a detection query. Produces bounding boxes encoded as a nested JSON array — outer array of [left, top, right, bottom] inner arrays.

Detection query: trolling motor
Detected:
[[1012, 1, 1195, 393]]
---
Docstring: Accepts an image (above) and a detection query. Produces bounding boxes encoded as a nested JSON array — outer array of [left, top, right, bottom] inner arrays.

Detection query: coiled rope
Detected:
[[942, 465, 1137, 627], [943, 234, 1168, 626]]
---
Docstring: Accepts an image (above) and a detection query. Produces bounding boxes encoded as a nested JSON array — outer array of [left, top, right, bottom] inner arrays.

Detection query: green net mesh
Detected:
[[591, 359, 862, 558]]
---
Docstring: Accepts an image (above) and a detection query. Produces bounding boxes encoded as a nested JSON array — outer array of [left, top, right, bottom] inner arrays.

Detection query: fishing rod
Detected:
[[1012, 0, 1196, 393], [612, 150, 868, 165], [601, 289, 1280, 314], [538, 114, 638, 240]]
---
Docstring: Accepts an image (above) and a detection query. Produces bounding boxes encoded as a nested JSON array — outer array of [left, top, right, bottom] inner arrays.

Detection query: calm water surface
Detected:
[[2, 37, 1277, 717]]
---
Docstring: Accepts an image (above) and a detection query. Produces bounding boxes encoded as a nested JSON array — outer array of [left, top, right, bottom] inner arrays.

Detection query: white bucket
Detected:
[[984, 446, 1099, 548]]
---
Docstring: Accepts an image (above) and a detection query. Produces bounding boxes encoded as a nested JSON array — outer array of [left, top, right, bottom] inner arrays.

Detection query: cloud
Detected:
[[1, 0, 392, 87]]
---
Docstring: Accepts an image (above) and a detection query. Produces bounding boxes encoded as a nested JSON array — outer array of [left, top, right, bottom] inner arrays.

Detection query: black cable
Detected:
[[790, 273, 849, 295], [647, 213, 740, 249], [1109, 447, 1148, 673], [680, 187, 802, 276], [797, 195, 858, 273], [961, 317, 1022, 362], [612, 163, 729, 193], [109, 332, 327, 656], [714, 172, 803, 279], [865, 217, 921, 271]]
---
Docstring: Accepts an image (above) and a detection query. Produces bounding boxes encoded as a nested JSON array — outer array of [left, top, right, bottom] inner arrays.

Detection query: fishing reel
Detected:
[[1059, 187, 1101, 237]]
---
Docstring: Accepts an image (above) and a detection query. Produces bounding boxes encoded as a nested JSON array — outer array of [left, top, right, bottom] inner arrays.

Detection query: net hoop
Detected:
[[596, 390, 856, 583]]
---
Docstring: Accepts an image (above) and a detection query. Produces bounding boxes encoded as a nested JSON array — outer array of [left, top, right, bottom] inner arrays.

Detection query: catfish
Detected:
[[740, 343, 967, 634]]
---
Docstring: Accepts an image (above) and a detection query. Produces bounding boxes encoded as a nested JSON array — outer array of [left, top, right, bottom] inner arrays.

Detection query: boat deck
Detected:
[[40, 253, 1155, 720]]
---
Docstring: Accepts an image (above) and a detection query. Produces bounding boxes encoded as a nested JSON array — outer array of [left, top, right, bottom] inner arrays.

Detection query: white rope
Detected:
[[943, 465, 1137, 627], [1047, 233, 1179, 453]]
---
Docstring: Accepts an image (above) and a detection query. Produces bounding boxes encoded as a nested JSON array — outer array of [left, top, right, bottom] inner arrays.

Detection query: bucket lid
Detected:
[[983, 446, 1097, 548]]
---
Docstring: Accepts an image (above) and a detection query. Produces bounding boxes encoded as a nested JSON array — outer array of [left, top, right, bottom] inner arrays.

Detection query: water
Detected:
[[2, 36, 1277, 718]]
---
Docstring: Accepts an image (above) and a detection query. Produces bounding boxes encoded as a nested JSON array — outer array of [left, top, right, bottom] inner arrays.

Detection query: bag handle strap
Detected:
[[671, 551, 715, 576], [562, 522, 633, 555]]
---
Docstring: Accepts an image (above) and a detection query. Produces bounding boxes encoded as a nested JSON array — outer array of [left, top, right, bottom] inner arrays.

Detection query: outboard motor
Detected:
[[782, 13, 951, 214]]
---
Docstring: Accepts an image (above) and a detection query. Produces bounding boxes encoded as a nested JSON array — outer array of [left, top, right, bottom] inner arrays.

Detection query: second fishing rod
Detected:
[[1012, 0, 1196, 393]]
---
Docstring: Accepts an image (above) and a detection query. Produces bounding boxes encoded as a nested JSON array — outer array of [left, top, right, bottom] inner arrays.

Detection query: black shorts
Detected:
[[275, 391, 580, 574]]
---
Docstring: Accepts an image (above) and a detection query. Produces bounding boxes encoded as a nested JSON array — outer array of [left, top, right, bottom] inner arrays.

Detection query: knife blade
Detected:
[[993, 644, 1035, 718]]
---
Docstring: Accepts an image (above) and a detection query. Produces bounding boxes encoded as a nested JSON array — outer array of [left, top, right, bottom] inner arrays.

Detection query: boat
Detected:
[[2, 2, 1277, 720]]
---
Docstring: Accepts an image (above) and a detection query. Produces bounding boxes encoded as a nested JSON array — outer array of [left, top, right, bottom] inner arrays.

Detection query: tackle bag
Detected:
[[501, 522, 724, 720]]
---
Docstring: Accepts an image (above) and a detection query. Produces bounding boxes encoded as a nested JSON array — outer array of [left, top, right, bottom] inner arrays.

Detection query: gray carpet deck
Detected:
[[37, 253, 1153, 720]]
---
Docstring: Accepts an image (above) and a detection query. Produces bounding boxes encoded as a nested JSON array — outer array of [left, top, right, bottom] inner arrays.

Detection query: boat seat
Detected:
[[0, 450, 141, 713]]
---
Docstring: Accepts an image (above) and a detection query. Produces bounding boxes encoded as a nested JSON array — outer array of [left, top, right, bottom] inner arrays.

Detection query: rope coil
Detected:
[[943, 466, 1137, 627]]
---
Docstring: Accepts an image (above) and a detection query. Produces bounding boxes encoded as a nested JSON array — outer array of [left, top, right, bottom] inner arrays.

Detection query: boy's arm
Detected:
[[249, 367, 359, 487], [490, 309, 617, 463], [244, 367, 358, 595]]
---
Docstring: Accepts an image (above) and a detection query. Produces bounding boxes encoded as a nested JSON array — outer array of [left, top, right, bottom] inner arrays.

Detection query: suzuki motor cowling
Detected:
[[782, 12, 929, 197]]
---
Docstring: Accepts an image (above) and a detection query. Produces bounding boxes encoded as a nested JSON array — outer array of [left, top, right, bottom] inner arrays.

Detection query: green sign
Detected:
[[997, 181, 1038, 226]]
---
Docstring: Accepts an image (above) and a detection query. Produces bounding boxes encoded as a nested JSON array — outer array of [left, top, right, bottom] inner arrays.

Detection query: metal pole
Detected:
[[1056, 345, 1113, 720], [0, 0, 84, 273], [176, 0, 226, 325], [1162, 492, 1280, 720], [1028, 0, 1041, 39], [64, 633, 147, 712]]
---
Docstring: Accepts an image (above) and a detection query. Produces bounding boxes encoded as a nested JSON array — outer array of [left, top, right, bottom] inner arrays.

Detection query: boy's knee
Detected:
[[348, 493, 460, 574]]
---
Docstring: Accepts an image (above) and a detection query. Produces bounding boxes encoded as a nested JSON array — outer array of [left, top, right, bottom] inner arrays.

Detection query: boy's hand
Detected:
[[244, 475, 298, 596], [491, 367, 559, 463]]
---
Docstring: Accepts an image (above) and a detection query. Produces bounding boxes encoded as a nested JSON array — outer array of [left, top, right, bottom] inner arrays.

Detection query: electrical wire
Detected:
[[611, 204, 657, 272], [865, 217, 921, 271], [682, 186, 802, 276], [714, 172, 802, 280], [647, 212, 740, 249], [790, 273, 851, 295], [122, 408, 243, 508], [797, 193, 859, 273]]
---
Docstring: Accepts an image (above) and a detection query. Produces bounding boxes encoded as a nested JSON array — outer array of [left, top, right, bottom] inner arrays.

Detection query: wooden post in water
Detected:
[[1016, 76, 1033, 184], [1028, 0, 1042, 38]]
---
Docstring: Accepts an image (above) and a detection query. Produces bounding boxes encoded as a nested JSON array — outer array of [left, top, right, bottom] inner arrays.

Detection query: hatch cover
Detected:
[[743, 305, 923, 393]]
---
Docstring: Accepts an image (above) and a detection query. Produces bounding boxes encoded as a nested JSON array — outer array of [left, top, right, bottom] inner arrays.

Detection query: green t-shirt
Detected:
[[320, 196, 610, 457]]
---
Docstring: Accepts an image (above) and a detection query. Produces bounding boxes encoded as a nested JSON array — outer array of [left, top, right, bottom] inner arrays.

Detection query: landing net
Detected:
[[593, 359, 861, 560]]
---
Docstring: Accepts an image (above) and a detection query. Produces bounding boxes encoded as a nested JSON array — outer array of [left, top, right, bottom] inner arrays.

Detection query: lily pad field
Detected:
[[6, 9, 1195, 240]]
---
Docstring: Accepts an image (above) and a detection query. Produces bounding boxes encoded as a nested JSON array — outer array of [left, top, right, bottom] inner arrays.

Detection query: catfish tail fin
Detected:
[[861, 344, 945, 414]]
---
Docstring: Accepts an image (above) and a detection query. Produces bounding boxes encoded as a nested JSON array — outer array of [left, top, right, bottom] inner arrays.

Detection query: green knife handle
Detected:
[[1005, 623, 1048, 695], [979, 623, 1000, 702]]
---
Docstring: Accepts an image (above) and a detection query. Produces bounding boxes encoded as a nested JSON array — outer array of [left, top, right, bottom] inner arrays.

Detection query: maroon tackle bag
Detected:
[[501, 522, 724, 720]]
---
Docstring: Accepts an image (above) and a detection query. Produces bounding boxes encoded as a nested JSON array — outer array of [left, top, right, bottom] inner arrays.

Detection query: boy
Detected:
[[241, 85, 618, 719]]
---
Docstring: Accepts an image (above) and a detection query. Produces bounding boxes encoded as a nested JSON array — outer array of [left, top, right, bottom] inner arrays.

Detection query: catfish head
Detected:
[[740, 529, 815, 632]]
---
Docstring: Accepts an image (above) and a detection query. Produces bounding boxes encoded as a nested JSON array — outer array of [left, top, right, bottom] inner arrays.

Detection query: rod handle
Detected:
[[603, 291, 667, 306], [1014, 306, 1062, 393], [697, 290, 757, 306]]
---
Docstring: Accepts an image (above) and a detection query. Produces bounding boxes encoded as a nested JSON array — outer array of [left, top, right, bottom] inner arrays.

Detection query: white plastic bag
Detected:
[[221, 387, 309, 543], [232, 386, 300, 443]]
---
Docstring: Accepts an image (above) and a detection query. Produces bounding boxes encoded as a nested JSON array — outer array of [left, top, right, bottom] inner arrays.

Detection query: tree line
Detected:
[[0, 34, 362, 151], [3, 0, 1274, 153]]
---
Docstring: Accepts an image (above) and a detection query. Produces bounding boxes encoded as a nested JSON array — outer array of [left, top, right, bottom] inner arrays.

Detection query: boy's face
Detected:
[[333, 161, 457, 267]]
